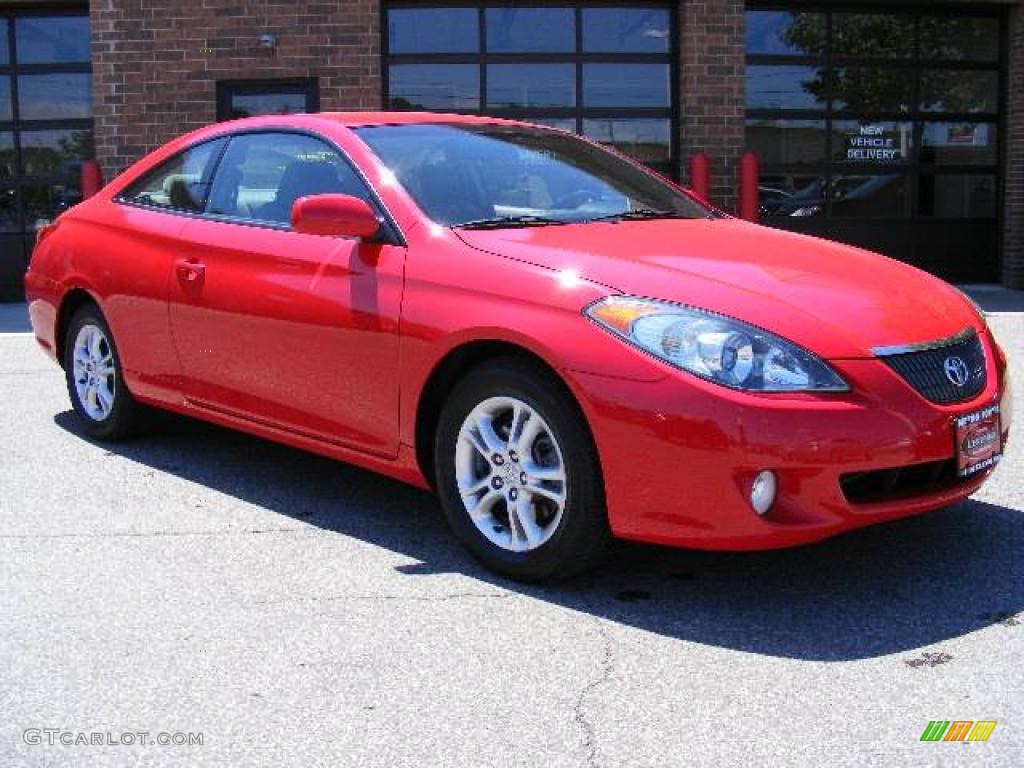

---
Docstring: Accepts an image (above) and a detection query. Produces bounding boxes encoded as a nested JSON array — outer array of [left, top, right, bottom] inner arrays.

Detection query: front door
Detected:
[[167, 131, 405, 457]]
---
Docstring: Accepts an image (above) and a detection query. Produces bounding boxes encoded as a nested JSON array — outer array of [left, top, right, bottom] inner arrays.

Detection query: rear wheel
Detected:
[[435, 358, 610, 582], [63, 304, 147, 440]]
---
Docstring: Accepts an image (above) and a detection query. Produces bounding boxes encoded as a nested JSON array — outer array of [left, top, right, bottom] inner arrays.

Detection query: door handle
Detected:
[[175, 258, 206, 283]]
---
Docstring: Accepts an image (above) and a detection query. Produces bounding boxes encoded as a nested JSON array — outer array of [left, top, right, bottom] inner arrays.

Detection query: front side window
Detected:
[[206, 132, 372, 226], [357, 123, 709, 226], [119, 138, 227, 213]]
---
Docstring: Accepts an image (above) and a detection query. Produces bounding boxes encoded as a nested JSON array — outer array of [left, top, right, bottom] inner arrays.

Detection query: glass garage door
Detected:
[[0, 8, 92, 300], [383, 3, 678, 179], [745, 4, 1004, 282]]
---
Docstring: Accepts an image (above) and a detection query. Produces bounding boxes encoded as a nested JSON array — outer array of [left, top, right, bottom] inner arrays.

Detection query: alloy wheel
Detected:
[[455, 396, 568, 552]]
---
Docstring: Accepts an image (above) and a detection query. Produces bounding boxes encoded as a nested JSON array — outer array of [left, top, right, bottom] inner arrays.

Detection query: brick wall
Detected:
[[678, 0, 746, 211], [1004, 2, 1024, 289], [90, 0, 382, 181]]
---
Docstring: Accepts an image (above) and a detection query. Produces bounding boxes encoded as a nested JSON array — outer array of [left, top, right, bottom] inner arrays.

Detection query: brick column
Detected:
[[90, 0, 383, 182], [678, 0, 746, 212], [1004, 2, 1024, 289]]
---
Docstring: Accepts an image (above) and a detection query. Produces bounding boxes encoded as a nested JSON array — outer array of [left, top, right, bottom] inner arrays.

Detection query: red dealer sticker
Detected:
[[955, 404, 1002, 477]]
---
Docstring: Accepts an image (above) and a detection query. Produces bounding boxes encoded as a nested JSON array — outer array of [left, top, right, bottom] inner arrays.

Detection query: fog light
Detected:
[[750, 470, 777, 516]]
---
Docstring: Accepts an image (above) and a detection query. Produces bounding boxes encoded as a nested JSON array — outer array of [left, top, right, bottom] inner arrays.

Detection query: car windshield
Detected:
[[355, 123, 713, 228]]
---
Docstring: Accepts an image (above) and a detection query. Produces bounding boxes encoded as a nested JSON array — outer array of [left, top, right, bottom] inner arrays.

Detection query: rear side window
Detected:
[[119, 138, 227, 212], [206, 132, 372, 226]]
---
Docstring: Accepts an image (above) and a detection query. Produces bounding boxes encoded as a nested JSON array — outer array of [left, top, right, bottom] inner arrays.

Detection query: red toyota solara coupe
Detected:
[[26, 113, 1012, 581]]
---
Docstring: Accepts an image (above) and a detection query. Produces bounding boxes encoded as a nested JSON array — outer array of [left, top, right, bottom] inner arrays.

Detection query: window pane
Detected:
[[0, 78, 11, 121], [387, 8, 478, 53], [388, 64, 479, 110], [120, 138, 227, 212], [746, 65, 825, 110], [919, 175, 996, 217], [745, 118, 826, 164], [229, 92, 308, 119], [0, 133, 14, 179], [207, 133, 368, 225], [20, 129, 94, 176], [488, 65, 575, 109], [521, 117, 577, 133], [583, 63, 669, 108], [832, 14, 913, 59], [23, 182, 83, 231], [921, 123, 998, 165], [0, 21, 9, 65], [582, 118, 671, 163], [921, 17, 1000, 62], [830, 173, 907, 217], [583, 8, 671, 53], [745, 11, 825, 56], [486, 8, 574, 53], [18, 74, 92, 119], [920, 69, 999, 114], [831, 121, 912, 164], [759, 173, 828, 218], [832, 68, 912, 113], [15, 16, 90, 63]]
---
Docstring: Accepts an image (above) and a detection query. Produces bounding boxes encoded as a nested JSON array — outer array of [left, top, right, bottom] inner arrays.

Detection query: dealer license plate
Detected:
[[954, 404, 1002, 477]]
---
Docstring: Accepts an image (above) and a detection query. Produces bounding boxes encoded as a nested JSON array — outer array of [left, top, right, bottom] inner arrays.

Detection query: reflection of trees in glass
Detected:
[[22, 130, 94, 175], [781, 14, 994, 114], [920, 17, 998, 61]]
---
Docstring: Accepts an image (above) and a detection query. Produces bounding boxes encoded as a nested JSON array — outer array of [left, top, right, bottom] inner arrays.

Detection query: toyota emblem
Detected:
[[943, 355, 970, 387]]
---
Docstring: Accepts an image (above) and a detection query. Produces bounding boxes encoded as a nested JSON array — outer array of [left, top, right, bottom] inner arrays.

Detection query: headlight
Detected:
[[585, 297, 849, 392]]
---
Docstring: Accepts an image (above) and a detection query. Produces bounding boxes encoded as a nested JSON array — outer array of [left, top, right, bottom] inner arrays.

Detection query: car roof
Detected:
[[212, 111, 529, 131]]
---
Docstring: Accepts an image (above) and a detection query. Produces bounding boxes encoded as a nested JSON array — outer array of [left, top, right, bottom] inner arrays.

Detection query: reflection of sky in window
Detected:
[[389, 65, 479, 110], [488, 65, 575, 108], [388, 8, 478, 53], [746, 66, 823, 109], [18, 74, 92, 120], [582, 9, 670, 53], [487, 8, 574, 52], [583, 119, 670, 161], [16, 17, 91, 63], [584, 64, 669, 108]]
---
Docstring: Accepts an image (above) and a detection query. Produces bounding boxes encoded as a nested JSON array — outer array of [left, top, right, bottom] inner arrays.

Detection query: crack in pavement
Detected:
[[572, 616, 614, 768]]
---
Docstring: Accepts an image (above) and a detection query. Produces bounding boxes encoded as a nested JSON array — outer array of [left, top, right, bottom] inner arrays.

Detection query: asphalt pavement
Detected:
[[1, 300, 1021, 767]]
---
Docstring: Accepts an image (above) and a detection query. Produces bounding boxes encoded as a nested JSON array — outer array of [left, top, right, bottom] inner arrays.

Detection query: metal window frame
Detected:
[[381, 1, 680, 179]]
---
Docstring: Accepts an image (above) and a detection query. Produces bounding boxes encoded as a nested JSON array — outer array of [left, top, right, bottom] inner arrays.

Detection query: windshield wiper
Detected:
[[586, 208, 688, 223], [455, 215, 568, 230]]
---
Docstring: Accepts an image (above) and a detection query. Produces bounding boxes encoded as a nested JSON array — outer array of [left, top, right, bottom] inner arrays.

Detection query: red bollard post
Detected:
[[81, 160, 104, 200], [738, 151, 760, 222], [688, 153, 711, 205]]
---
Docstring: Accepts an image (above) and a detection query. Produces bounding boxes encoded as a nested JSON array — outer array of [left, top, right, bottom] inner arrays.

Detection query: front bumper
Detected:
[[569, 328, 1011, 550]]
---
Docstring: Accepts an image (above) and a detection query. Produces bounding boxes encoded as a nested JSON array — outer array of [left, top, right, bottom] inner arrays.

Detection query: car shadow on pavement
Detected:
[[55, 409, 1023, 663]]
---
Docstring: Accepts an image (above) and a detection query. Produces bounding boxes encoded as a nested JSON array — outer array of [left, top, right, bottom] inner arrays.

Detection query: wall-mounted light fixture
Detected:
[[258, 33, 277, 49]]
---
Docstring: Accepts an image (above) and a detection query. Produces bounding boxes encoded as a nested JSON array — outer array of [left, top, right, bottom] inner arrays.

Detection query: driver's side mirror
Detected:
[[291, 194, 381, 239]]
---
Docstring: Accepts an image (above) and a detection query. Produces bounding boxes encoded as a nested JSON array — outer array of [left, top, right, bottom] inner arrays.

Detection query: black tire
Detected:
[[435, 357, 611, 582], [63, 303, 148, 441]]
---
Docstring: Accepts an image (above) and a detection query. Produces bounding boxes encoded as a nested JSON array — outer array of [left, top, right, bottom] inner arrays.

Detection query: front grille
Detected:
[[840, 459, 963, 505], [877, 330, 986, 405]]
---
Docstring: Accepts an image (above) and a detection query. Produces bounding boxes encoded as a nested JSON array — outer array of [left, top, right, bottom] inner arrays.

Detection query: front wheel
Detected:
[[435, 358, 610, 582]]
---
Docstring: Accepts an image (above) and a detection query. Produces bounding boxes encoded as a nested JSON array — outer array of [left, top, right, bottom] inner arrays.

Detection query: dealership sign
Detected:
[[846, 124, 903, 162]]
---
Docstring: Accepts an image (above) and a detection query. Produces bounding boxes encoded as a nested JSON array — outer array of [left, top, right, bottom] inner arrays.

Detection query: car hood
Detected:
[[455, 218, 979, 360]]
